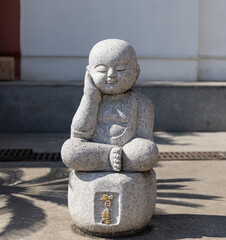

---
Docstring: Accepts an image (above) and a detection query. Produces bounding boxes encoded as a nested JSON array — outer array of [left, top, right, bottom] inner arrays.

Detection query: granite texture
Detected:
[[61, 90, 158, 172], [68, 170, 156, 236], [61, 39, 158, 172], [61, 39, 159, 236]]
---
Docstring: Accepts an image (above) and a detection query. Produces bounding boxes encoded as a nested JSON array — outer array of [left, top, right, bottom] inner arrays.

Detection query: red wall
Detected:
[[0, 0, 20, 79]]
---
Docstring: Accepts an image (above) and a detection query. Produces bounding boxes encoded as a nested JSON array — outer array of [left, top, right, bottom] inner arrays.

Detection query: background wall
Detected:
[[20, 0, 226, 82], [20, 0, 199, 81], [1, 0, 226, 133]]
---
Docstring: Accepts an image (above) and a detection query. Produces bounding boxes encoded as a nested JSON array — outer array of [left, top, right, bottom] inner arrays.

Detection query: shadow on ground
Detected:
[[154, 132, 199, 146], [156, 178, 220, 208], [0, 168, 225, 239], [140, 214, 226, 240], [0, 168, 69, 239]]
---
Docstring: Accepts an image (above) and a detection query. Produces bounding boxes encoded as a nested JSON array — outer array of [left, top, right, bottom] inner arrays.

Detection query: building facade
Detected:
[[1, 0, 226, 133], [1, 0, 226, 82]]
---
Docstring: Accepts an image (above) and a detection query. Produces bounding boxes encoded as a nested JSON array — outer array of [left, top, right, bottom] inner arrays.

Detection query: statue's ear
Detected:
[[86, 65, 90, 72], [136, 64, 140, 79]]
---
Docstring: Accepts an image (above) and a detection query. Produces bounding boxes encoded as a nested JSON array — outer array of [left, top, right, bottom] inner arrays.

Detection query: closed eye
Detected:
[[116, 68, 126, 72], [96, 65, 108, 73], [115, 64, 126, 72]]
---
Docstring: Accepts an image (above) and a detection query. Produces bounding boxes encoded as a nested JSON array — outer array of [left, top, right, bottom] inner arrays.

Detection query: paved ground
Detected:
[[0, 132, 226, 240], [0, 161, 226, 240]]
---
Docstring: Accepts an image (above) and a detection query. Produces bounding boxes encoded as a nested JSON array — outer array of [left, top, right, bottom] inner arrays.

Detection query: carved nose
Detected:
[[108, 68, 117, 78]]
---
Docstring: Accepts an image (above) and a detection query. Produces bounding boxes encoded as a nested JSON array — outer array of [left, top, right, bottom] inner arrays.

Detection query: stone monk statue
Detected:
[[61, 39, 159, 236], [61, 39, 158, 172]]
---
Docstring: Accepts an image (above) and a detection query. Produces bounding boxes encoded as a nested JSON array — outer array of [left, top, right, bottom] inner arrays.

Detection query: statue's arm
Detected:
[[63, 68, 122, 172], [136, 92, 154, 140], [70, 69, 101, 140], [70, 93, 101, 139], [122, 93, 159, 172]]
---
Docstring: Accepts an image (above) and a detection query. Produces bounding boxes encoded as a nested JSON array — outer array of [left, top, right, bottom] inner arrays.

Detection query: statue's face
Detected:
[[89, 43, 139, 95]]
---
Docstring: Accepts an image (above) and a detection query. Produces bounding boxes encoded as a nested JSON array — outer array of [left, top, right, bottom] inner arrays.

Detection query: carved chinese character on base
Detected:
[[100, 193, 113, 224], [61, 39, 159, 236]]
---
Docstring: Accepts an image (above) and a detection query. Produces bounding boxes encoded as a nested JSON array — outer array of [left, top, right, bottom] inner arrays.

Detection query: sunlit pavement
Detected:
[[1, 132, 226, 153], [0, 132, 226, 240]]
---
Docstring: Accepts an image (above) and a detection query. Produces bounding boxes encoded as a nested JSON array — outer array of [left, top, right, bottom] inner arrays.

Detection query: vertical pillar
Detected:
[[0, 0, 21, 80], [199, 0, 226, 81]]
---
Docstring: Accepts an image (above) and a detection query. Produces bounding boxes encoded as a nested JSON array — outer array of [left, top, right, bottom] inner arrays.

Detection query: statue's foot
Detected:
[[109, 147, 122, 172]]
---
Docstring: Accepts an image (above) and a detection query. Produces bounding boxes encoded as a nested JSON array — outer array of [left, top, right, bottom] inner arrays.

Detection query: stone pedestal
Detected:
[[68, 170, 156, 236]]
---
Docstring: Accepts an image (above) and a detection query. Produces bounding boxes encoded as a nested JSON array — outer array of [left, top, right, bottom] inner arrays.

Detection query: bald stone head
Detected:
[[88, 39, 140, 95]]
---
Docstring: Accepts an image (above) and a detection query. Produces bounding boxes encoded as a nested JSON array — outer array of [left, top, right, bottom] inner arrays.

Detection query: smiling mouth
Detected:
[[107, 79, 117, 84]]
